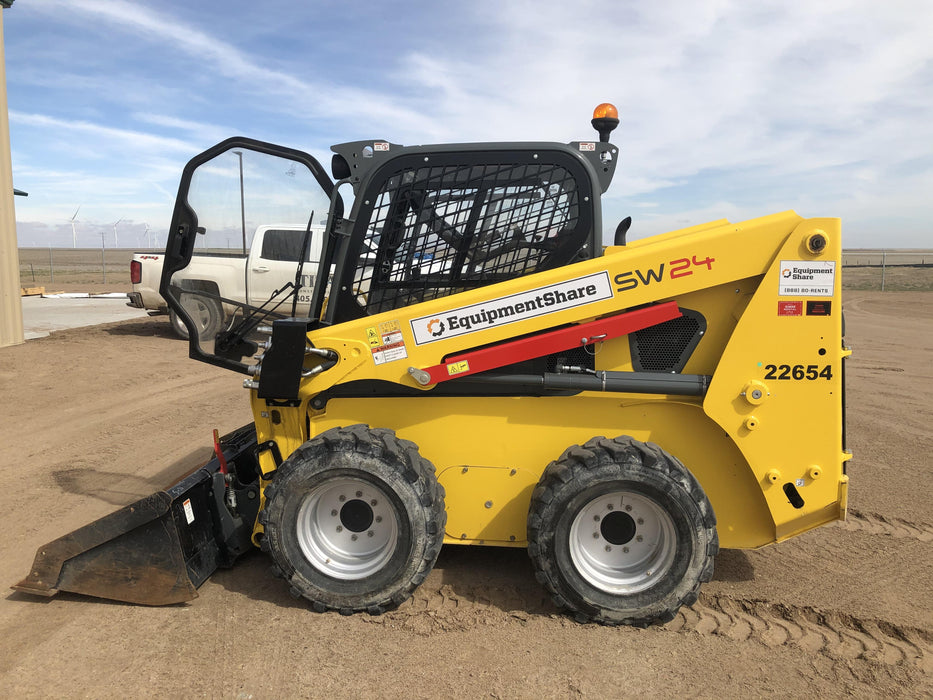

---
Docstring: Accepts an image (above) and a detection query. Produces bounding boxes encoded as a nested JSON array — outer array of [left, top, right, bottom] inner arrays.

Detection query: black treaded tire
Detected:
[[170, 293, 224, 341], [527, 436, 718, 626], [259, 425, 446, 614]]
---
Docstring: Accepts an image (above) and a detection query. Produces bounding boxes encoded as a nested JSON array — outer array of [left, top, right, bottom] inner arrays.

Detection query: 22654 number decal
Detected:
[[764, 364, 833, 380]]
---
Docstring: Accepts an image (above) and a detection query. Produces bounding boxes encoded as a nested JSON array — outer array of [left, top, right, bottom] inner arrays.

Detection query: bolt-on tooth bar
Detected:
[[416, 302, 681, 385]]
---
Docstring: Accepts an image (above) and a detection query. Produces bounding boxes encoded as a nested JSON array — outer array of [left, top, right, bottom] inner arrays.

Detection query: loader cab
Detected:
[[163, 136, 617, 375], [322, 141, 614, 324]]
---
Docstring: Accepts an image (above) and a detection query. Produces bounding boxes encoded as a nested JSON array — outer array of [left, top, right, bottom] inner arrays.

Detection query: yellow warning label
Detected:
[[379, 319, 401, 334], [447, 360, 470, 376], [369, 319, 409, 366]]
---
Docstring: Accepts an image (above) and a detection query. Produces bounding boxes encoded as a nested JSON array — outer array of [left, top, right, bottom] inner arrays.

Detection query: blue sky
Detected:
[[4, 0, 932, 249]]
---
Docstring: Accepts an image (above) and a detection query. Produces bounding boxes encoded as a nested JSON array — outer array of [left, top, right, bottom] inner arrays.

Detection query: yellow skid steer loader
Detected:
[[15, 105, 850, 626]]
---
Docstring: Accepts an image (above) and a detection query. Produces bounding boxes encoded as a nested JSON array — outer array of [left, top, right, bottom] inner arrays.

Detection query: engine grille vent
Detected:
[[630, 309, 706, 373]]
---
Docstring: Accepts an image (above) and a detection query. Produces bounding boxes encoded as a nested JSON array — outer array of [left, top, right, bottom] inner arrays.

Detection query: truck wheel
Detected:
[[260, 425, 446, 614], [527, 436, 717, 626], [170, 294, 223, 340]]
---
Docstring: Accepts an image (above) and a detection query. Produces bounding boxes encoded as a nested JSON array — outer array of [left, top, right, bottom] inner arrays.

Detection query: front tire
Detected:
[[527, 436, 717, 626], [260, 425, 446, 614]]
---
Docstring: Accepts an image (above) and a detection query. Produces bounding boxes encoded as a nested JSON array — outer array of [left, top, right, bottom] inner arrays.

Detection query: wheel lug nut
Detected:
[[593, 515, 600, 522], [356, 491, 363, 498], [637, 517, 643, 524], [623, 546, 629, 553], [371, 499, 378, 506], [375, 516, 382, 523], [625, 505, 632, 512], [339, 495, 346, 502], [336, 526, 343, 533], [331, 509, 338, 517], [607, 503, 614, 510], [592, 532, 599, 538], [604, 545, 611, 552], [636, 535, 643, 542], [367, 531, 374, 537], [351, 534, 358, 541]]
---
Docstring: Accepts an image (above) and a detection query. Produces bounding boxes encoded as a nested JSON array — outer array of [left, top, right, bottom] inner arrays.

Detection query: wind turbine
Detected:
[[69, 206, 81, 248], [143, 223, 152, 248], [112, 218, 124, 248]]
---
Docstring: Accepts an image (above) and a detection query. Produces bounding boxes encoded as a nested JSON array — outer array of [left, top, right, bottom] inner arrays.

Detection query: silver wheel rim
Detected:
[[169, 311, 188, 338], [569, 490, 677, 594], [296, 477, 399, 580], [180, 297, 213, 335]]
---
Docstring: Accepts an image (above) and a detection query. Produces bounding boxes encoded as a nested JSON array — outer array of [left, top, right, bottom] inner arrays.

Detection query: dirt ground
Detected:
[[1, 290, 931, 698]]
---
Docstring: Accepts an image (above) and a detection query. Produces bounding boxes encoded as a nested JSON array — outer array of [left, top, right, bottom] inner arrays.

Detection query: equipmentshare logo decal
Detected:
[[410, 272, 613, 345], [778, 260, 836, 297]]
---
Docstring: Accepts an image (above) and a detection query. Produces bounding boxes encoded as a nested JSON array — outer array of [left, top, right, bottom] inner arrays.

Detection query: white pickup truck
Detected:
[[128, 225, 323, 339]]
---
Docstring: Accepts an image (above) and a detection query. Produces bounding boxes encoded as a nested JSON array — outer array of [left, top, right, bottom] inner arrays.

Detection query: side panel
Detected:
[[248, 211, 846, 551], [303, 396, 773, 549], [703, 218, 849, 541]]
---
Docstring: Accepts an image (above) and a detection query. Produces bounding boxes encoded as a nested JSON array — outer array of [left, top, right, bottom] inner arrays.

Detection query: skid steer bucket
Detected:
[[13, 424, 261, 606]]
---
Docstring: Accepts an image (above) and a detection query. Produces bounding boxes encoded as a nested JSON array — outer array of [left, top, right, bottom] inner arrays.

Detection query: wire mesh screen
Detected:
[[352, 159, 587, 315], [630, 310, 706, 373]]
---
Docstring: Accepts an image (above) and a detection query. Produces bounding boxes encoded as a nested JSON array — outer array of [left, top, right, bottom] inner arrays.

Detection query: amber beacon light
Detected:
[[591, 103, 619, 142]]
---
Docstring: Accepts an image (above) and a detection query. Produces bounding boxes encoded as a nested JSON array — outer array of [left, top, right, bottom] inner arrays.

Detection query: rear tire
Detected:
[[170, 293, 223, 340], [260, 425, 445, 614], [527, 436, 717, 626]]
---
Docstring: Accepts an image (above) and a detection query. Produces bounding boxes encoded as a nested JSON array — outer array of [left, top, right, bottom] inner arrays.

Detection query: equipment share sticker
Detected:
[[778, 260, 836, 297], [410, 271, 613, 345]]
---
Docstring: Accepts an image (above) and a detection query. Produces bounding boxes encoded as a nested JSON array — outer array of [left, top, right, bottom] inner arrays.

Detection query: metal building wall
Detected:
[[0, 3, 24, 348]]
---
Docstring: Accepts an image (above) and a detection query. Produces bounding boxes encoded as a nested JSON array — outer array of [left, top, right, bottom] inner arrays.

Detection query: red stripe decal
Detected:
[[421, 302, 681, 384]]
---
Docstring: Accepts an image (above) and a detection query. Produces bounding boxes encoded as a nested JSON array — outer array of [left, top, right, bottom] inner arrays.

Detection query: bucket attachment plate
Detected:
[[13, 424, 261, 606]]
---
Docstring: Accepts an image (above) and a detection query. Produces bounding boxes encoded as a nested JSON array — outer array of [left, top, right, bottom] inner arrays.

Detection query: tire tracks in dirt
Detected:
[[837, 508, 933, 542], [360, 581, 555, 636], [362, 577, 932, 686], [676, 593, 932, 685]]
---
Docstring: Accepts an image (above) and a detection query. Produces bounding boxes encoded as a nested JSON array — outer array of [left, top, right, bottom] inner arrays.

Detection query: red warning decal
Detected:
[[778, 301, 803, 316], [806, 300, 832, 316]]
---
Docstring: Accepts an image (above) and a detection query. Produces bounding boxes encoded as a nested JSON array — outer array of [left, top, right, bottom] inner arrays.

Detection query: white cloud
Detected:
[[8, 0, 933, 247], [11, 111, 198, 154], [32, 0, 435, 137]]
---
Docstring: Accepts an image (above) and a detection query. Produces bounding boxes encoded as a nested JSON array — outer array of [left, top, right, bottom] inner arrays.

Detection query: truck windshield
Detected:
[[166, 144, 333, 366]]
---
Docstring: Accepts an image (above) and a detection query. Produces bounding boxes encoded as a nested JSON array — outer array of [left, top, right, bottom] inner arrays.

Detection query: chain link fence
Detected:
[[17, 248, 158, 288], [18, 247, 933, 292], [842, 251, 933, 291]]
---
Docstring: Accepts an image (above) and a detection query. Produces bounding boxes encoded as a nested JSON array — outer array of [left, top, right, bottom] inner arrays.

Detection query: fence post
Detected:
[[100, 233, 107, 284], [881, 250, 886, 292], [49, 247, 53, 284]]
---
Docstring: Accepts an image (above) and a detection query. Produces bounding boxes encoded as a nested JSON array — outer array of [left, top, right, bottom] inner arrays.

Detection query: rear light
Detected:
[[130, 260, 142, 284]]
